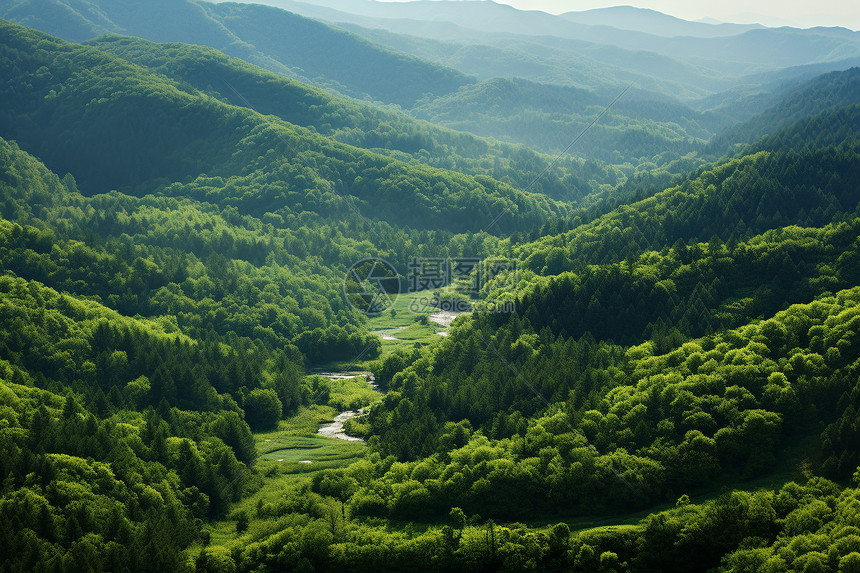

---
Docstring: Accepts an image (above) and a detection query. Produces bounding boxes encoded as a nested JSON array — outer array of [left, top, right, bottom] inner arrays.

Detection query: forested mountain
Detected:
[[0, 20, 564, 233], [250, 0, 860, 77], [558, 6, 762, 38], [0, 0, 719, 171], [410, 77, 713, 161], [81, 34, 616, 202], [4, 0, 857, 170], [1, 8, 860, 573], [709, 67, 860, 153], [196, 100, 859, 569], [0, 0, 472, 106], [0, 133, 310, 569]]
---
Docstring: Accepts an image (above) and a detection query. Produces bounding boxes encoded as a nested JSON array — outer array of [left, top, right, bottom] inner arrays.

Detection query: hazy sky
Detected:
[[492, 0, 860, 29]]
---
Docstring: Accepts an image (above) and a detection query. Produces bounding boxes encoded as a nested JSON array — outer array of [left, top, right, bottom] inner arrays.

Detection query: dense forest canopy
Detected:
[[0, 4, 859, 571]]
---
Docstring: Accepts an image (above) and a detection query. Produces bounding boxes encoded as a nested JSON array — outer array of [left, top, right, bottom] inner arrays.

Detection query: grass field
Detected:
[[321, 289, 472, 371], [322, 374, 381, 410], [368, 290, 469, 358], [367, 291, 445, 352], [199, 404, 370, 550]]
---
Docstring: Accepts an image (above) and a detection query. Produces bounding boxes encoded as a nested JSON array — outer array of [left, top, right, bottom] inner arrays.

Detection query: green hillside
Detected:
[[1, 14, 860, 573], [0, 0, 473, 107], [0, 20, 563, 234], [710, 67, 860, 153], [85, 31, 715, 173], [83, 34, 615, 202]]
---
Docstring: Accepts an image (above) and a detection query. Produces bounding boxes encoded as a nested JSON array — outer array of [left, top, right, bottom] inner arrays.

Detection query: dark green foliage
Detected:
[[0, 0, 474, 107], [509, 220, 860, 346], [0, 20, 564, 234], [242, 388, 281, 431], [1, 14, 860, 573]]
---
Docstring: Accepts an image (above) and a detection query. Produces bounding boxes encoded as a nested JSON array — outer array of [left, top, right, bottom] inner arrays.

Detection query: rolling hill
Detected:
[[0, 0, 474, 106], [0, 0, 731, 169], [0, 19, 562, 233], [248, 0, 860, 78], [81, 33, 615, 202], [709, 66, 860, 153], [1, 12, 860, 573]]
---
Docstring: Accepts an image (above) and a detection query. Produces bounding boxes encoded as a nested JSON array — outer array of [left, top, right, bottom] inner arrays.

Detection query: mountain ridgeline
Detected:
[[0, 6, 859, 573], [8, 0, 858, 171], [1, 0, 472, 106], [0, 20, 563, 234]]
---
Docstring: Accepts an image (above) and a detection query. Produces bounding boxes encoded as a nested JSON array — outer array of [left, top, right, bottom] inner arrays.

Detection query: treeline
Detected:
[[520, 142, 860, 274], [200, 461, 860, 572], [0, 135, 507, 362], [0, 136, 372, 356], [506, 220, 860, 347]]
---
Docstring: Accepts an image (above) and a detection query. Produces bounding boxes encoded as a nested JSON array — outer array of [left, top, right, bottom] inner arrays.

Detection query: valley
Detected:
[[0, 1, 859, 571]]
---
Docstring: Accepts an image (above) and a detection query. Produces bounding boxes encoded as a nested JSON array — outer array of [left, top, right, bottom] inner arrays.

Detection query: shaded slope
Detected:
[[709, 67, 860, 152], [85, 34, 609, 201], [0, 20, 561, 233], [0, 0, 474, 107]]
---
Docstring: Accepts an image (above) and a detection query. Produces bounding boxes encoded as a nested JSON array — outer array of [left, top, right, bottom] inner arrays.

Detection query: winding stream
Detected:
[[313, 372, 381, 442], [317, 409, 364, 441]]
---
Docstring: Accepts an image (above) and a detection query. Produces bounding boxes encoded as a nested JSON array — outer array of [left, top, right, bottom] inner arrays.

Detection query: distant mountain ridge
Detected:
[[559, 5, 764, 38], [710, 67, 860, 153], [4, 0, 859, 172], [242, 0, 860, 77]]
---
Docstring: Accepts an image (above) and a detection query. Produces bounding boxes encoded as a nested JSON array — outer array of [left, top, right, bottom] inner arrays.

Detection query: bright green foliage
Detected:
[[198, 475, 860, 572], [519, 144, 860, 274], [344, 290, 859, 518], [243, 389, 281, 431], [1, 14, 860, 573]]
